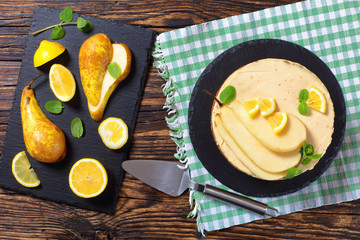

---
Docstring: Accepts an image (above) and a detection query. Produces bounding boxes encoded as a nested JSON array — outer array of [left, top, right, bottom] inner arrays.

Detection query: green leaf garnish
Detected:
[[284, 167, 302, 179], [59, 7, 73, 23], [298, 141, 323, 167], [80, 20, 93, 32], [299, 89, 309, 103], [305, 144, 314, 155], [71, 117, 84, 138], [31, 7, 93, 38], [51, 26, 65, 40], [107, 62, 121, 79], [298, 102, 309, 115], [76, 17, 87, 29], [301, 157, 312, 166], [219, 85, 236, 104], [298, 89, 310, 115], [76, 17, 93, 32], [45, 100, 63, 114]]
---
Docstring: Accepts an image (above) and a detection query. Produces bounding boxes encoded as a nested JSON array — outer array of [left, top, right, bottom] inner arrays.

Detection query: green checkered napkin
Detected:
[[153, 0, 360, 234]]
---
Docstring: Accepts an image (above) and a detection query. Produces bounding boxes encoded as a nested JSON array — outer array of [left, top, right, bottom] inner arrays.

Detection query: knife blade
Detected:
[[122, 160, 279, 217]]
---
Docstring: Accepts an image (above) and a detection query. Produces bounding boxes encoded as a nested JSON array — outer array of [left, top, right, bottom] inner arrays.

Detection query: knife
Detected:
[[122, 160, 279, 217]]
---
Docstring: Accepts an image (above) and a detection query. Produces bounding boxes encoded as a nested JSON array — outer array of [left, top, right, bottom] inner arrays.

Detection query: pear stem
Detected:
[[202, 89, 223, 106], [27, 73, 42, 89]]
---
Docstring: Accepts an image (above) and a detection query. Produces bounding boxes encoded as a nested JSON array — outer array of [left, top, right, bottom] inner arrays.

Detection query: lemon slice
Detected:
[[33, 40, 66, 67], [243, 98, 260, 118], [267, 112, 288, 134], [98, 117, 128, 149], [69, 158, 108, 198], [307, 86, 326, 113], [12, 151, 40, 188], [49, 64, 76, 102], [259, 98, 276, 116]]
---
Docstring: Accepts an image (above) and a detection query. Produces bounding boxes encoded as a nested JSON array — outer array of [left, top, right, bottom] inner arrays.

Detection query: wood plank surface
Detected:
[[0, 0, 359, 239]]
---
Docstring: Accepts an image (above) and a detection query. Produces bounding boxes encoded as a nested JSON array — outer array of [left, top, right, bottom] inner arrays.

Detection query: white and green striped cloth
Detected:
[[153, 0, 360, 234]]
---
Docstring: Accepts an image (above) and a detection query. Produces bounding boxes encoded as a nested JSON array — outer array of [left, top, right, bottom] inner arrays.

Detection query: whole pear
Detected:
[[79, 33, 113, 106], [21, 76, 67, 163]]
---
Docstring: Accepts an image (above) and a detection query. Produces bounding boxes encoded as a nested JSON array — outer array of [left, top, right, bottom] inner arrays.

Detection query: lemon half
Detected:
[[12, 151, 40, 188], [33, 40, 66, 67], [49, 64, 76, 102]]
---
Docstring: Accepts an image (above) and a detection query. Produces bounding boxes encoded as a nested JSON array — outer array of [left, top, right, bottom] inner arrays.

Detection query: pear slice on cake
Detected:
[[79, 33, 132, 122]]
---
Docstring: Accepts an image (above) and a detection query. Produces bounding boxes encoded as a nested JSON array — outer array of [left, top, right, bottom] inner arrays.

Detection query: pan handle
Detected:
[[202, 184, 279, 217]]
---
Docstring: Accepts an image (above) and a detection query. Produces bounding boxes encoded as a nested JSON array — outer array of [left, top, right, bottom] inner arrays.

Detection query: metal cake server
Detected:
[[122, 160, 279, 217]]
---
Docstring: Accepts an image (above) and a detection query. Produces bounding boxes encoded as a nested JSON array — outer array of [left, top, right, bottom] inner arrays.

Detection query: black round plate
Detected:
[[188, 39, 346, 197]]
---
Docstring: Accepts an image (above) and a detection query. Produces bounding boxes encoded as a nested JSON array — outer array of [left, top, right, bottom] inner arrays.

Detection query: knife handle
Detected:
[[202, 184, 279, 217]]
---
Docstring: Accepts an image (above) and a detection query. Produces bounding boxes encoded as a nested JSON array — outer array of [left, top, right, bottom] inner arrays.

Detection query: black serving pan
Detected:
[[188, 39, 346, 197]]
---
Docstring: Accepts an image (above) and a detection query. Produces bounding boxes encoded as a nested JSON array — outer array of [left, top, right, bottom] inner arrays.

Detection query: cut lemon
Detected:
[[98, 117, 128, 149], [259, 98, 276, 116], [49, 64, 76, 102], [12, 151, 40, 188], [267, 112, 288, 134], [307, 86, 326, 113], [69, 158, 108, 198], [33, 40, 66, 67], [243, 98, 260, 118]]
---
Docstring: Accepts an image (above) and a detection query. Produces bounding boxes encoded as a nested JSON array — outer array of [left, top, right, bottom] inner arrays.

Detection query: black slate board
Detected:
[[188, 39, 346, 197], [0, 6, 156, 213]]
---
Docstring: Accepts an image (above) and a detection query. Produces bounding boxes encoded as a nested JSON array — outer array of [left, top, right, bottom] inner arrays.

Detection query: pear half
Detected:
[[88, 43, 132, 122], [79, 33, 113, 107]]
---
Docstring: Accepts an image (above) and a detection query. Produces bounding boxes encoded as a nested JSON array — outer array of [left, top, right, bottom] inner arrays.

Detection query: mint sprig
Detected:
[[284, 141, 322, 179], [298, 89, 309, 115], [31, 7, 93, 39], [299, 141, 322, 166]]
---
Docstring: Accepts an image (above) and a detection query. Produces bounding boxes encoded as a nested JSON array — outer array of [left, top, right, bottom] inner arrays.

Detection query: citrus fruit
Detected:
[[259, 98, 276, 116], [307, 86, 326, 113], [33, 40, 66, 67], [12, 151, 40, 188], [267, 112, 288, 134], [98, 117, 128, 150], [243, 98, 260, 118], [49, 64, 76, 102], [69, 158, 108, 198]]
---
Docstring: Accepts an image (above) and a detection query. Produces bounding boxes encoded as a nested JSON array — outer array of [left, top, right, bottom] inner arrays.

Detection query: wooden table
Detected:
[[1, 1, 359, 239]]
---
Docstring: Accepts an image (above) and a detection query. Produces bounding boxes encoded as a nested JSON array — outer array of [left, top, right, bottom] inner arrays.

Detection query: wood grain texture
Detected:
[[0, 0, 359, 239]]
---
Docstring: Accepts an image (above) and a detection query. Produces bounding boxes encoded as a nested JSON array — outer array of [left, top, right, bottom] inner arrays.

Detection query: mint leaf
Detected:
[[45, 100, 63, 114], [305, 144, 314, 155], [71, 117, 84, 138], [299, 89, 309, 103], [77, 17, 87, 28], [298, 102, 309, 115], [59, 7, 73, 23], [51, 26, 65, 40], [219, 85, 236, 104], [77, 18, 93, 32], [301, 157, 312, 166], [284, 167, 302, 179], [313, 153, 322, 159], [107, 62, 121, 79]]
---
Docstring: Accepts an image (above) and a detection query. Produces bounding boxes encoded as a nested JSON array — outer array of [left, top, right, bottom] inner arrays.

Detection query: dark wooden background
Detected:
[[1, 0, 360, 239]]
